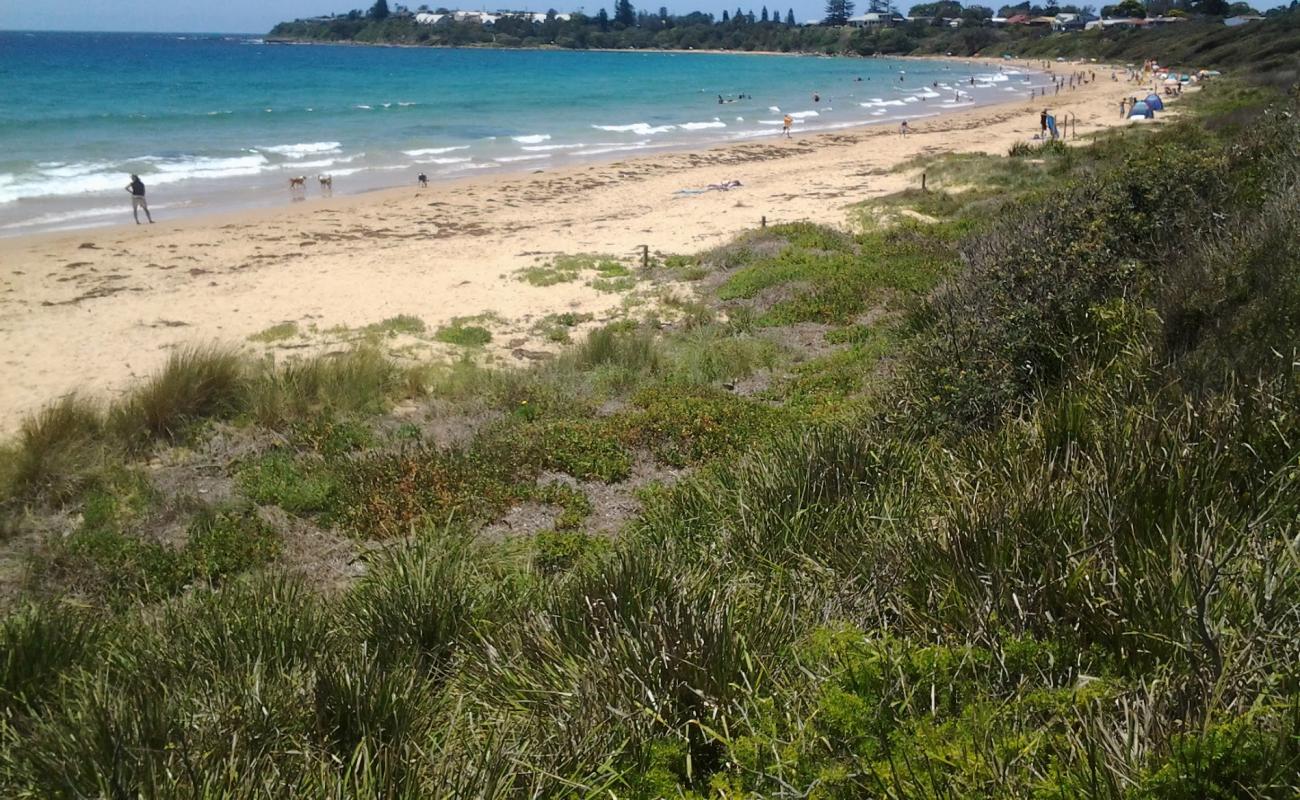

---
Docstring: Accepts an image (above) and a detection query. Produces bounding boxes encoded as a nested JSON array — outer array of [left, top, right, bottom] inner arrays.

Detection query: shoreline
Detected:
[[0, 54, 1035, 242], [0, 59, 1166, 434]]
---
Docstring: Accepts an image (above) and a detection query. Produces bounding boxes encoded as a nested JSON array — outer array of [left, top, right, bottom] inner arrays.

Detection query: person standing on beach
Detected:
[[1040, 109, 1048, 136], [899, 120, 910, 137], [782, 114, 793, 138], [125, 174, 153, 224]]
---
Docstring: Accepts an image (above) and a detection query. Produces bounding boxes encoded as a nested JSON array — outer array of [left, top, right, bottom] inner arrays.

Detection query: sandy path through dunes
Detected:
[[0, 61, 1176, 434]]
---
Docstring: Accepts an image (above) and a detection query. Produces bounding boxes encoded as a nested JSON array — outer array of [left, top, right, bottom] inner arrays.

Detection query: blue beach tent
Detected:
[[1046, 114, 1060, 139], [1145, 94, 1164, 111], [1128, 101, 1154, 119]]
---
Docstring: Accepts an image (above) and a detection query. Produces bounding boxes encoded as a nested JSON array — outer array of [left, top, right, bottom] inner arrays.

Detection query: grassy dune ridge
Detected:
[[0, 80, 1298, 796]]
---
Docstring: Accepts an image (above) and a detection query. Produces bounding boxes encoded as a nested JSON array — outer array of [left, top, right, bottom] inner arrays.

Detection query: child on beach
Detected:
[[899, 120, 910, 137]]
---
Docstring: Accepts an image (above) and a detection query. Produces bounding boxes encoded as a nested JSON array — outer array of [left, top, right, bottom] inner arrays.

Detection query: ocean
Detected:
[[0, 31, 1046, 236]]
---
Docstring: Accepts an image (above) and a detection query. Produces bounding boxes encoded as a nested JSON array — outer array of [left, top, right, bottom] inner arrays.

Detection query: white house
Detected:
[[846, 12, 903, 26]]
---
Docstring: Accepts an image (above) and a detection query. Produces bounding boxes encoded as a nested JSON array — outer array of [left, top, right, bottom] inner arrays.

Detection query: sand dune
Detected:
[[0, 60, 1175, 434]]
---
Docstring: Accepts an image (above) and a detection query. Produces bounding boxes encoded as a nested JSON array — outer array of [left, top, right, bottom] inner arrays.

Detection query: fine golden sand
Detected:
[[0, 59, 1177, 434]]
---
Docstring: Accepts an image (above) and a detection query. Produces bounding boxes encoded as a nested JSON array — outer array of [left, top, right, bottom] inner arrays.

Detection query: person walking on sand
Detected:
[[1040, 109, 1048, 136], [899, 120, 910, 137], [126, 174, 153, 224], [782, 114, 793, 138]]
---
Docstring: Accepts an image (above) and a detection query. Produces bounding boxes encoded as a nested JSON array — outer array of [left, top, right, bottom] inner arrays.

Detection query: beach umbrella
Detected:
[[1145, 94, 1164, 111], [1128, 101, 1153, 119]]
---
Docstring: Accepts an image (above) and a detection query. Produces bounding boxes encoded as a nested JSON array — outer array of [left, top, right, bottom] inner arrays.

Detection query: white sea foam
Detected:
[[679, 119, 726, 131], [416, 156, 473, 165], [0, 153, 273, 204], [768, 106, 781, 112], [355, 104, 372, 110], [512, 134, 551, 144], [571, 142, 659, 156], [494, 154, 551, 163], [521, 143, 586, 152], [403, 146, 470, 157], [260, 141, 342, 158], [592, 122, 675, 135], [0, 206, 123, 231], [788, 110, 819, 119]]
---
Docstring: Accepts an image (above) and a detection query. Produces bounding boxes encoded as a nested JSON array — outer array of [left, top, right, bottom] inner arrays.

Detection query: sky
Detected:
[[0, 0, 1283, 33]]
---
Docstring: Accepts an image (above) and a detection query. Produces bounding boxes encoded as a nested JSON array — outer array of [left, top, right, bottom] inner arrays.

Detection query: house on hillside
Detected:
[[1224, 14, 1263, 25], [847, 12, 905, 27], [1051, 12, 1090, 30]]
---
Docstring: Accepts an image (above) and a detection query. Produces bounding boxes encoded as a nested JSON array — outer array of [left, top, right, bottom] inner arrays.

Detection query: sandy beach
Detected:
[[0, 59, 1175, 434]]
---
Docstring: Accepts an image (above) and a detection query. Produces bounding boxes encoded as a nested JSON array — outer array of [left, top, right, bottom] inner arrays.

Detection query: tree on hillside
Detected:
[[825, 0, 855, 24], [761, 5, 769, 21], [1101, 0, 1145, 15], [369, 0, 390, 19], [614, 0, 636, 26], [722, 9, 731, 21], [911, 1, 964, 17], [787, 7, 797, 22], [596, 7, 610, 28]]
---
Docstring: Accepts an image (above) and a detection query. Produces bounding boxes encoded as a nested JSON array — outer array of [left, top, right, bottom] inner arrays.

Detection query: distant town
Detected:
[[292, 1, 1270, 31]]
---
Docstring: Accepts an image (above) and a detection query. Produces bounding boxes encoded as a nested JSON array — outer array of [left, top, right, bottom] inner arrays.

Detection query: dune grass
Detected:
[[247, 321, 299, 343], [0, 81, 1298, 796]]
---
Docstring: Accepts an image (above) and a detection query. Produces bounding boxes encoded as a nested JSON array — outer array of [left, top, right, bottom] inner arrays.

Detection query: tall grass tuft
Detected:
[[5, 394, 105, 504], [247, 347, 397, 426], [110, 345, 245, 445]]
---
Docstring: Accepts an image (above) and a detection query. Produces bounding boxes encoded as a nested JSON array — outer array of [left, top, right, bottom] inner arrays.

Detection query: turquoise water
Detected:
[[0, 32, 1046, 235]]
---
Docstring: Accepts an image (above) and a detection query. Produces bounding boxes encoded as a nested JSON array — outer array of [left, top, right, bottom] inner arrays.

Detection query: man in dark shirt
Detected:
[[126, 174, 153, 224]]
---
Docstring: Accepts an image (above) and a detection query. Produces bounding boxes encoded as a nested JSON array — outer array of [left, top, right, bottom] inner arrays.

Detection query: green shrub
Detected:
[[42, 502, 279, 606], [363, 314, 426, 336], [434, 321, 493, 347], [533, 529, 608, 575], [238, 451, 338, 513], [621, 386, 784, 466]]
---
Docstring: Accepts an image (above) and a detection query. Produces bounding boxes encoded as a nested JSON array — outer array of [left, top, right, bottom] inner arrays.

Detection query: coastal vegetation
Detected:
[[0, 72, 1297, 795], [269, 0, 1300, 67]]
